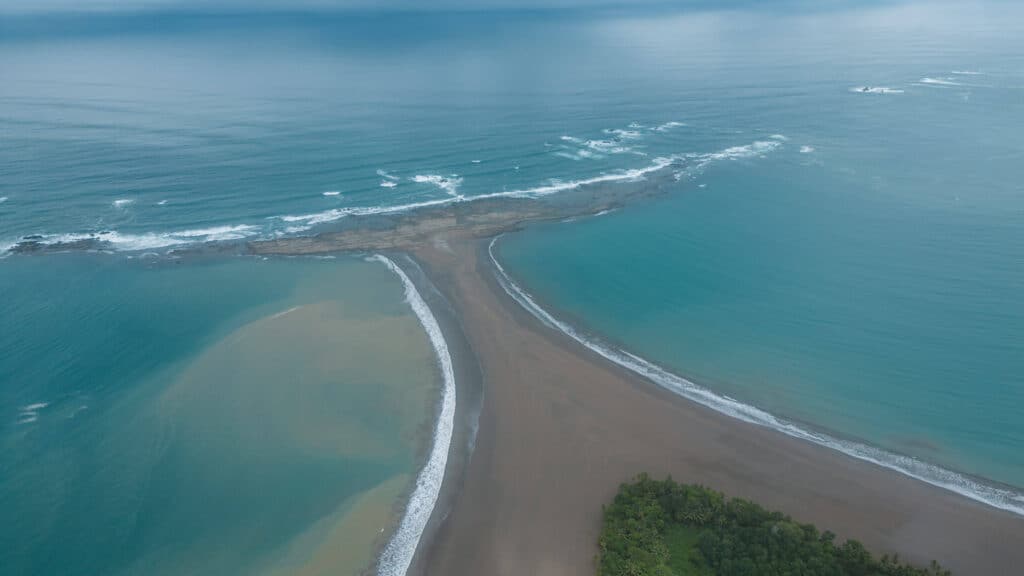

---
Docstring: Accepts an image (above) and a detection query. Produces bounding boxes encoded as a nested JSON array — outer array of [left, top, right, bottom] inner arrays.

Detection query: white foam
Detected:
[[850, 86, 904, 94], [0, 197, 8, 204], [559, 133, 643, 158], [951, 70, 984, 76], [371, 255, 456, 576], [770, 134, 788, 141], [471, 159, 482, 164], [487, 237, 1024, 518], [156, 200, 168, 206], [673, 141, 782, 181], [919, 77, 961, 86], [377, 169, 400, 181], [654, 121, 686, 132], [16, 402, 48, 425], [275, 197, 456, 233], [800, 145, 815, 154], [322, 191, 341, 197], [603, 128, 643, 140], [412, 174, 463, 198], [15, 225, 261, 252], [380, 180, 398, 188], [269, 306, 302, 320], [112, 198, 135, 208]]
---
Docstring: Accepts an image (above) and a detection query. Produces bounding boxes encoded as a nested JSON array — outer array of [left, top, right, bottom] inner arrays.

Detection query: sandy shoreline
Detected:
[[408, 236, 1024, 576]]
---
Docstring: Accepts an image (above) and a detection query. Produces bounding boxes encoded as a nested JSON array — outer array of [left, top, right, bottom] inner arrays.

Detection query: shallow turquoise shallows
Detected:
[[2, 2, 1023, 573], [0, 255, 440, 575]]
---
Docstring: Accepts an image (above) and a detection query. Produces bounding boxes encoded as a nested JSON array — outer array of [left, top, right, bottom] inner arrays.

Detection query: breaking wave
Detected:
[[412, 174, 463, 198], [4, 138, 783, 255], [850, 86, 904, 94], [370, 255, 456, 576], [919, 77, 962, 86]]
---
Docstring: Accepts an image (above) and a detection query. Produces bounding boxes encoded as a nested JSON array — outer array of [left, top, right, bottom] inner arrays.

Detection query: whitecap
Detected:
[[371, 255, 456, 576], [951, 70, 984, 76], [0, 197, 8, 204], [488, 237, 1024, 519], [800, 145, 815, 154], [850, 86, 904, 94], [770, 134, 788, 141], [322, 191, 341, 197], [654, 121, 686, 132], [377, 169, 400, 181], [919, 77, 961, 86], [380, 180, 398, 188], [412, 174, 463, 198], [112, 198, 135, 208], [603, 128, 643, 140], [16, 402, 48, 425], [559, 133, 642, 157], [156, 200, 168, 206], [471, 159, 482, 164]]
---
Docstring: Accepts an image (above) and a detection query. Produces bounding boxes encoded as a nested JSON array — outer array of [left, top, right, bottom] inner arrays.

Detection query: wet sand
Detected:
[[410, 237, 1024, 576]]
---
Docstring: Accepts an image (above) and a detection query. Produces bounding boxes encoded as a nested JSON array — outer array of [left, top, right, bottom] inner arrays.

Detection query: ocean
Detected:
[[2, 1, 1023, 573]]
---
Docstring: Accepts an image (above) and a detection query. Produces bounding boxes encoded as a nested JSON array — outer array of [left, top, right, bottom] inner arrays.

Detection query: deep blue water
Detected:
[[2, 2, 1023, 572]]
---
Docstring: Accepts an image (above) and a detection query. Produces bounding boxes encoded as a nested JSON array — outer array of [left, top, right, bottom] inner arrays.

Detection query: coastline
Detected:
[[408, 234, 1024, 576], [8, 161, 1022, 575], [369, 254, 484, 576], [486, 236, 1024, 518]]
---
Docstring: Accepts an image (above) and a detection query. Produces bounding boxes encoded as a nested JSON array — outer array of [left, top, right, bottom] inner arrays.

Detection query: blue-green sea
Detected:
[[2, 1, 1023, 573]]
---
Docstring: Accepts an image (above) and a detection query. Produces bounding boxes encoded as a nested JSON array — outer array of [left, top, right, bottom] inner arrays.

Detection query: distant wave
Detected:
[[378, 169, 401, 188], [919, 77, 962, 86], [371, 255, 456, 576], [5, 138, 783, 255], [654, 121, 686, 132], [850, 86, 904, 94], [321, 191, 341, 197], [557, 128, 646, 160], [112, 198, 135, 208], [487, 237, 1024, 518], [951, 70, 984, 76], [0, 196, 8, 204], [17, 402, 49, 425], [603, 128, 643, 140], [800, 145, 815, 154]]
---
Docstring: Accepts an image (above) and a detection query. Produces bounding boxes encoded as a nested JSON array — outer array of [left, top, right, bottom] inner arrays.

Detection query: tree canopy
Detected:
[[598, 475, 951, 576]]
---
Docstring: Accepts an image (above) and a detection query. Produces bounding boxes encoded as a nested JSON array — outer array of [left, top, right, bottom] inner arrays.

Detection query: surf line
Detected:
[[370, 255, 457, 576], [486, 236, 1024, 518]]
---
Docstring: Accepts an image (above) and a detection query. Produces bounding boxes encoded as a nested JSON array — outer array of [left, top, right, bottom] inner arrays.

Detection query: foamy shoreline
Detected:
[[370, 255, 457, 576]]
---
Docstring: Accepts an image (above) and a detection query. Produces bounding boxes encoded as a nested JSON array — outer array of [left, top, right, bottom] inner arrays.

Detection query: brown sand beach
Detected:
[[249, 193, 1024, 575], [408, 237, 1024, 576]]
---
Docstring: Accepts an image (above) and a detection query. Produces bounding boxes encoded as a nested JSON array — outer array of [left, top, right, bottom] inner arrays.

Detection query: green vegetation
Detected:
[[598, 475, 950, 576]]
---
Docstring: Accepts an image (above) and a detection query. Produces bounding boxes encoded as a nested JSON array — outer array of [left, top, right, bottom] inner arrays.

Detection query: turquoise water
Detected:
[[2, 1, 1024, 571], [0, 255, 441, 575]]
